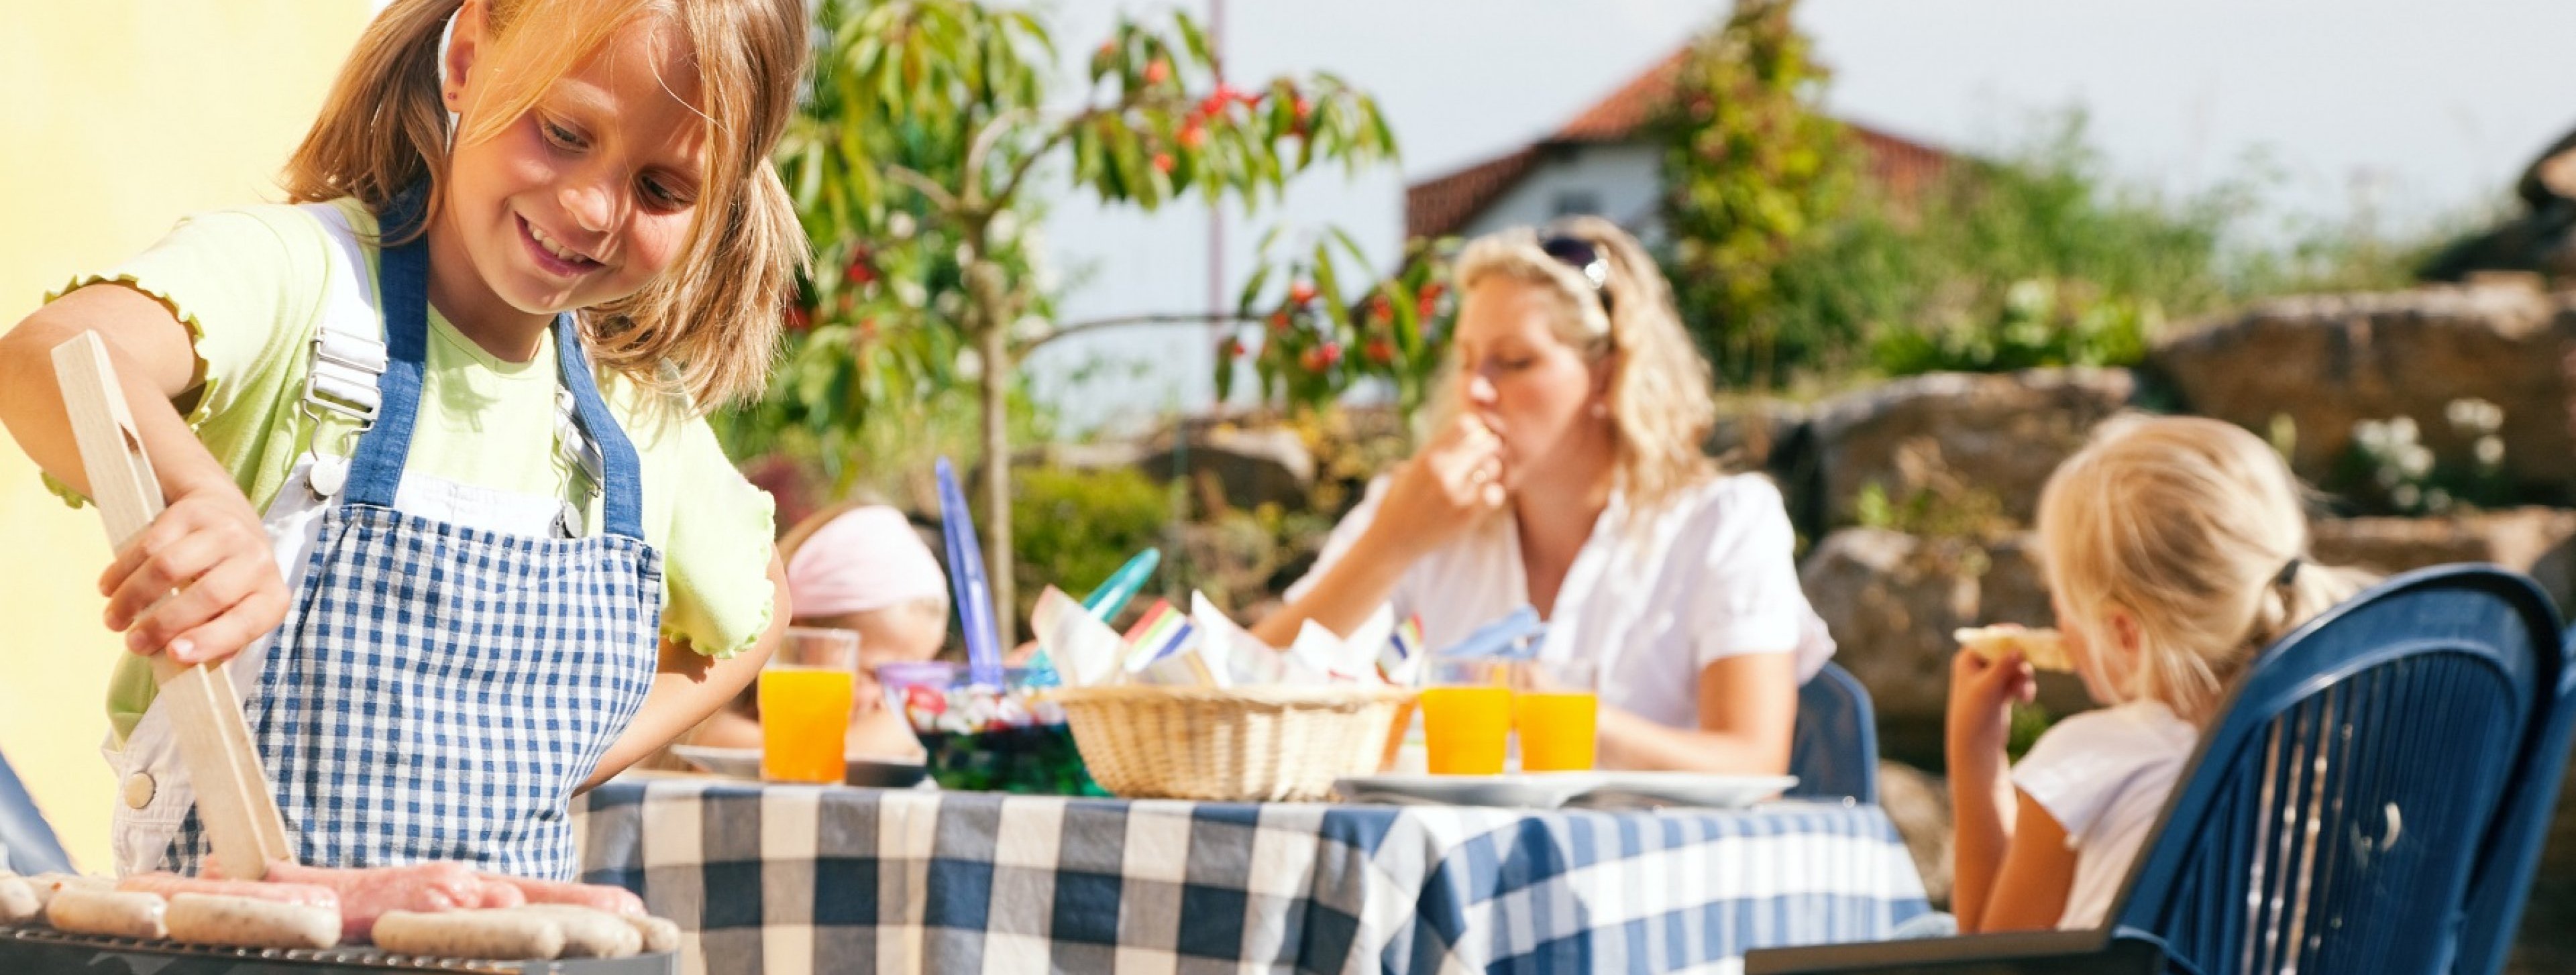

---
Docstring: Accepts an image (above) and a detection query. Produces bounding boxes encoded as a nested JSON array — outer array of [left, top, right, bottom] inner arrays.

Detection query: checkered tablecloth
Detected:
[[575, 777, 1929, 974]]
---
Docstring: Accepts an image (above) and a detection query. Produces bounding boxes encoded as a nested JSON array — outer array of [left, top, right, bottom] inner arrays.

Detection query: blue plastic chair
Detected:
[[2451, 620, 2576, 975], [0, 747, 74, 875], [1787, 661, 1879, 803], [1748, 565, 2566, 975]]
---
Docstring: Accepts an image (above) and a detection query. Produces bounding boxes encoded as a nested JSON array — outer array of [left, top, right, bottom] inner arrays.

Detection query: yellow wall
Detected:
[[0, 0, 371, 870]]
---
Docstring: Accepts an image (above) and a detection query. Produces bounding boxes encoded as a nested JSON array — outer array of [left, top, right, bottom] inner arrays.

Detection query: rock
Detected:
[[2310, 508, 2576, 614], [1799, 528, 2090, 766], [2149, 283, 2576, 496], [1878, 760, 1953, 909], [1807, 368, 2135, 528], [1032, 422, 1320, 513], [1141, 422, 1318, 512]]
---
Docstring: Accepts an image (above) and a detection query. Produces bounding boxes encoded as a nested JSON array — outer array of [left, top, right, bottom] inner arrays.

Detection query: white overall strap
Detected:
[[294, 203, 388, 437]]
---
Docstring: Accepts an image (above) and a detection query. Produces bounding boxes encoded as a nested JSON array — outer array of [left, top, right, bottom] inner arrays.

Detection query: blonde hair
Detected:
[[282, 0, 810, 409], [2037, 416, 2373, 722], [1439, 217, 1718, 513]]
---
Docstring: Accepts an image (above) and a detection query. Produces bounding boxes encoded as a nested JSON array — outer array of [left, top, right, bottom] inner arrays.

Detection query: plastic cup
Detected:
[[1421, 659, 1513, 775], [1514, 657, 1598, 772], [761, 627, 859, 783]]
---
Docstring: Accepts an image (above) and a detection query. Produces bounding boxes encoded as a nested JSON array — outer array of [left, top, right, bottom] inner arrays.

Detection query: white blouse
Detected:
[[1287, 473, 1836, 729], [2013, 700, 2200, 929]]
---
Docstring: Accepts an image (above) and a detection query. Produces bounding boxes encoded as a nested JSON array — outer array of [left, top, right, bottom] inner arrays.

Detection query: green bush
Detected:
[[1005, 466, 1174, 624]]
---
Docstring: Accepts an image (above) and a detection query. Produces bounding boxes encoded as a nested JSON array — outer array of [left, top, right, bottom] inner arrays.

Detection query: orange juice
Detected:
[[760, 668, 855, 783], [1420, 686, 1513, 775], [1515, 691, 1598, 772]]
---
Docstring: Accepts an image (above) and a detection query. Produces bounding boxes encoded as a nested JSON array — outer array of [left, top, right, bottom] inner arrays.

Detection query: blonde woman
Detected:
[[1947, 416, 2373, 933], [1252, 217, 1835, 774]]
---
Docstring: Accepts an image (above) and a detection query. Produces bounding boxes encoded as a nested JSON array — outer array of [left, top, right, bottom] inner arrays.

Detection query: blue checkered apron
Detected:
[[161, 207, 662, 880]]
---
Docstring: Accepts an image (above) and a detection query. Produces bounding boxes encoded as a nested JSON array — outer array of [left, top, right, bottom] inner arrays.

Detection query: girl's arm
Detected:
[[579, 555, 788, 789], [1972, 791, 2079, 932], [1947, 647, 2037, 931], [0, 286, 288, 665], [1593, 652, 1796, 773]]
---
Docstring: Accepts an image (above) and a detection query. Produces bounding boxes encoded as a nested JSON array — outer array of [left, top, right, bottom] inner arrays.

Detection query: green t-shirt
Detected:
[[50, 198, 777, 742]]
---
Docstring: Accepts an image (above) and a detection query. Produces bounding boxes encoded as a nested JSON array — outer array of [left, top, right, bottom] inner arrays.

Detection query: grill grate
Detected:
[[0, 925, 675, 974]]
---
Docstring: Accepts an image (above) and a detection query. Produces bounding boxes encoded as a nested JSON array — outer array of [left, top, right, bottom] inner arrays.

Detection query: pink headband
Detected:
[[786, 506, 949, 619]]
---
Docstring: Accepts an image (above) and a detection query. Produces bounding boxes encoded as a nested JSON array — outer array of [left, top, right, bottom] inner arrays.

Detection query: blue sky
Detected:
[[1015, 0, 2576, 433]]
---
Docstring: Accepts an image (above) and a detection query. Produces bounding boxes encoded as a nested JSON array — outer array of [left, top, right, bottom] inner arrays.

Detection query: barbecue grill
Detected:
[[0, 925, 677, 974]]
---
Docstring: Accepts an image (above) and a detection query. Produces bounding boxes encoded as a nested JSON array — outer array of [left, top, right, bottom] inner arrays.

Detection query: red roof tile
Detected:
[[1405, 46, 1953, 240]]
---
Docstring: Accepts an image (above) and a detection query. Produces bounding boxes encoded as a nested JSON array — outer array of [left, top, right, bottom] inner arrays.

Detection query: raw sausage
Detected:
[[477, 874, 645, 915], [372, 909, 564, 961], [0, 875, 38, 924], [119, 872, 341, 909], [261, 862, 486, 941], [46, 888, 167, 940], [508, 905, 641, 958], [164, 893, 339, 950], [625, 913, 680, 954], [28, 873, 113, 910]]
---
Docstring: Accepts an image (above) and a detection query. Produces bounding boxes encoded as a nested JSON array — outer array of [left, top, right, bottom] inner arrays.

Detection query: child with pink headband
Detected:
[[690, 503, 951, 760]]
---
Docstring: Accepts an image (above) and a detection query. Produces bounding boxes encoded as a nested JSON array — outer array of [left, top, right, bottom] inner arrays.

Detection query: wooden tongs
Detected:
[[53, 332, 293, 880]]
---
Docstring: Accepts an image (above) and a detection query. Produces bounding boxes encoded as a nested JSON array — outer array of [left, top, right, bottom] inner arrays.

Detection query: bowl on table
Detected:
[[877, 661, 1105, 796]]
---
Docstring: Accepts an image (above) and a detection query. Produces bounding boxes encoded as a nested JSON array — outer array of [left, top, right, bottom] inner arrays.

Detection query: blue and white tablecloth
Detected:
[[576, 777, 1929, 974]]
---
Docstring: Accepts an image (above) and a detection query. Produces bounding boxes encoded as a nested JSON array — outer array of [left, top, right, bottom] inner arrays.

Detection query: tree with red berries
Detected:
[[771, 0, 1396, 640]]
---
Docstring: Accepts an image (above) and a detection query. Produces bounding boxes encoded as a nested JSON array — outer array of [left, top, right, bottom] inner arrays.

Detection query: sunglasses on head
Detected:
[[1539, 232, 1614, 319]]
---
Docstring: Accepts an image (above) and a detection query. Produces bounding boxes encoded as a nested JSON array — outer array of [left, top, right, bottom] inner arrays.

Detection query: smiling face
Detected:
[[433, 7, 707, 337], [1449, 276, 1613, 488]]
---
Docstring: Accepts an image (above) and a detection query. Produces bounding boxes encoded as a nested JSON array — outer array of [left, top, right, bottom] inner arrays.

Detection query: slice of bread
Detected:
[[1952, 625, 2075, 673]]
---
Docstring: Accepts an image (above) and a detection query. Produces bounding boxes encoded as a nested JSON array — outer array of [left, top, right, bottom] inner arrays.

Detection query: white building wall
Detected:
[[1457, 141, 1667, 243]]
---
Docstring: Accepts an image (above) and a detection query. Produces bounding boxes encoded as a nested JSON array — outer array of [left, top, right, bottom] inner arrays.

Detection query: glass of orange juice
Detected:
[[1514, 657, 1599, 772], [1421, 659, 1513, 775], [760, 627, 859, 783]]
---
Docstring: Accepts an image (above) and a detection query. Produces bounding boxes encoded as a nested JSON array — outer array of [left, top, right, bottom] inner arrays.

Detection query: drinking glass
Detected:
[[760, 627, 859, 783], [1420, 658, 1513, 775], [1513, 656, 1599, 772]]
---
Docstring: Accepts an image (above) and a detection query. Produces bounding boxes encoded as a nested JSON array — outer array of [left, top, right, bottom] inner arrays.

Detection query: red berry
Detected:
[[1097, 41, 1116, 60], [1197, 93, 1230, 117], [1299, 347, 1326, 371], [1318, 342, 1343, 366], [1420, 282, 1444, 302], [784, 305, 812, 332], [905, 685, 946, 715], [1179, 124, 1205, 150], [1365, 338, 1394, 363], [1366, 295, 1393, 322], [1144, 60, 1171, 85], [1289, 282, 1318, 304], [1153, 152, 1175, 174], [1226, 339, 1248, 358], [1293, 96, 1313, 121]]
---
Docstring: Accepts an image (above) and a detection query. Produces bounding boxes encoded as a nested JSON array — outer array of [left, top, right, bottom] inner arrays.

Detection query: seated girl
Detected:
[[1949, 416, 2371, 931], [1252, 217, 1834, 773], [690, 502, 950, 761]]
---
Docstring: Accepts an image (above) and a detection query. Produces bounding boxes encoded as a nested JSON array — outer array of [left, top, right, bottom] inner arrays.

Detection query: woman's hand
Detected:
[[1363, 414, 1508, 561], [98, 480, 287, 666], [1946, 644, 2035, 777]]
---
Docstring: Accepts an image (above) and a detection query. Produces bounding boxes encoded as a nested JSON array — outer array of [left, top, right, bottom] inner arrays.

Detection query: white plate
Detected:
[[668, 744, 928, 789], [1334, 772, 1608, 809], [1334, 771, 1794, 810], [1562, 772, 1798, 811]]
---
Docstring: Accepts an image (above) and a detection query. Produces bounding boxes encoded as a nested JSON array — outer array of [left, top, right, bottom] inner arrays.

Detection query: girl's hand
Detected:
[[99, 481, 286, 666], [1946, 644, 2035, 777], [1363, 414, 1507, 561]]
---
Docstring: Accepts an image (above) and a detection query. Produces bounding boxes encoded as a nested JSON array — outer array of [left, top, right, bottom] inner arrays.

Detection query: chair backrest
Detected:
[[2449, 621, 2576, 975], [2110, 565, 2562, 975], [0, 747, 74, 875], [1787, 661, 1878, 804]]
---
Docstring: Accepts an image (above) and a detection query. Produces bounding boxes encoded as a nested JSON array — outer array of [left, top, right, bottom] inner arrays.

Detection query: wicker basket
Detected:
[[1048, 685, 1417, 802]]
